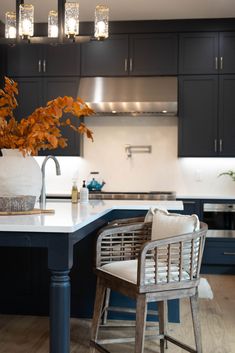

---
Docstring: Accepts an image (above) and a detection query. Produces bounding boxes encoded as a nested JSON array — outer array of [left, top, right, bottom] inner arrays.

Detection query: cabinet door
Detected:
[[218, 75, 235, 156], [7, 45, 43, 77], [44, 44, 80, 76], [40, 77, 82, 156], [219, 32, 235, 74], [179, 33, 219, 74], [129, 33, 178, 75], [12, 77, 42, 121], [178, 76, 218, 157], [0, 45, 6, 82], [81, 35, 128, 76]]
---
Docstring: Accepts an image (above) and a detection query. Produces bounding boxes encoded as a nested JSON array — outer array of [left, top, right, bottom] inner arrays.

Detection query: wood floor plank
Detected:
[[0, 275, 233, 353]]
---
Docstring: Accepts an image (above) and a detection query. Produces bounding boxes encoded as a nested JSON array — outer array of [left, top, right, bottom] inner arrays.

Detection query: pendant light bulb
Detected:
[[94, 5, 109, 40], [65, 2, 79, 38], [19, 4, 34, 38], [48, 10, 58, 38], [5, 12, 16, 38]]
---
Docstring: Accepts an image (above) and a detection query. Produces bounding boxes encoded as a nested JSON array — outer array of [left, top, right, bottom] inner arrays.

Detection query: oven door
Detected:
[[203, 203, 235, 238]]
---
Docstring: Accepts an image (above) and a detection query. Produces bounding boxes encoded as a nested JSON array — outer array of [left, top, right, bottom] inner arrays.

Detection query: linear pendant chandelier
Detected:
[[2, 0, 109, 44]]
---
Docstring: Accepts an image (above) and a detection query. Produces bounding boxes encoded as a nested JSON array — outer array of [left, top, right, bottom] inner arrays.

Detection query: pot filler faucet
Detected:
[[40, 155, 61, 209]]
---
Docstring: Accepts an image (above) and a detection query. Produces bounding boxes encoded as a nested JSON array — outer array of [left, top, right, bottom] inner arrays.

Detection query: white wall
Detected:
[[36, 116, 235, 198]]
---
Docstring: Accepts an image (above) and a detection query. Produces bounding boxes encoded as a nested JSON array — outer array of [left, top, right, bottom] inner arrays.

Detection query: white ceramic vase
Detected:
[[0, 149, 42, 199]]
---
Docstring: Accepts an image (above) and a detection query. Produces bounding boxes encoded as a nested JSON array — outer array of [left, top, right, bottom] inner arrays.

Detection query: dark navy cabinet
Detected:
[[7, 44, 81, 77], [218, 75, 235, 156], [201, 238, 235, 274], [219, 32, 235, 74], [13, 77, 82, 156], [178, 75, 235, 157], [81, 33, 178, 76], [129, 33, 178, 75], [81, 35, 129, 76], [179, 32, 219, 74], [178, 75, 218, 157], [179, 32, 235, 75]]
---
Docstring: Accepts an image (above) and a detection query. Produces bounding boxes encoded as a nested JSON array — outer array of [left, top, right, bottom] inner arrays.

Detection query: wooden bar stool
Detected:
[[90, 217, 207, 353]]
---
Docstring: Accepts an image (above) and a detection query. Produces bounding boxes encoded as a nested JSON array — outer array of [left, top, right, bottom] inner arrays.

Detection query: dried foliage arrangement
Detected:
[[0, 77, 94, 155]]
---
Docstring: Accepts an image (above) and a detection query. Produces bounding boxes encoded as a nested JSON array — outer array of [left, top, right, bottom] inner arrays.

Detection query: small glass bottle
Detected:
[[71, 180, 79, 203]]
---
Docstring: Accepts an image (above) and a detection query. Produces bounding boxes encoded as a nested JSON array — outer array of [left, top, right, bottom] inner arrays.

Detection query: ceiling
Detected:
[[1, 0, 235, 23]]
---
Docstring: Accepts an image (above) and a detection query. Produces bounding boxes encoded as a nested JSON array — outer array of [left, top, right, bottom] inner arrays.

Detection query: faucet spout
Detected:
[[40, 155, 61, 209]]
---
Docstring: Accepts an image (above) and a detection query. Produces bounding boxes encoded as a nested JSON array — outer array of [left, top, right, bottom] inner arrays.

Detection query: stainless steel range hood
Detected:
[[78, 77, 178, 116]]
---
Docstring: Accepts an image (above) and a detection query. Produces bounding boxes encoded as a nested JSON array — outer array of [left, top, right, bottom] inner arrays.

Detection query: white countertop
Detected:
[[0, 199, 183, 233]]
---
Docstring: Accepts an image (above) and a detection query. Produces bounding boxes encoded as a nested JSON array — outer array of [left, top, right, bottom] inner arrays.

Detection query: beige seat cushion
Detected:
[[101, 259, 190, 285], [145, 208, 200, 240]]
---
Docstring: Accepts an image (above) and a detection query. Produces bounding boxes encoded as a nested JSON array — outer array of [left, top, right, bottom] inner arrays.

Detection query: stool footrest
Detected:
[[165, 334, 197, 353]]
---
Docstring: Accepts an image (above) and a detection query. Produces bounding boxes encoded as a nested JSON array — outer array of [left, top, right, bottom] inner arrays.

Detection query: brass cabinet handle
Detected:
[[38, 59, 41, 73], [215, 56, 218, 70], [220, 56, 223, 70], [124, 58, 128, 72], [43, 59, 46, 73], [214, 139, 217, 153], [223, 252, 235, 256], [129, 58, 133, 72], [219, 139, 223, 153]]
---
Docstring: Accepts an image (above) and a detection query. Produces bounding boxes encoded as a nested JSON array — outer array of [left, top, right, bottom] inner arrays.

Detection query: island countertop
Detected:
[[0, 199, 183, 233]]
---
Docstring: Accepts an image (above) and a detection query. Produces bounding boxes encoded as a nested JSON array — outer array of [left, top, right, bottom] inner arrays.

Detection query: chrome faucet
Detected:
[[40, 155, 61, 209]]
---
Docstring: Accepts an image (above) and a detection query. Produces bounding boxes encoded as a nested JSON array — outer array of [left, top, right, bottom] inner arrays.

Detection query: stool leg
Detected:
[[158, 301, 167, 353], [90, 277, 106, 353], [190, 291, 203, 353], [102, 288, 111, 325], [135, 294, 147, 353]]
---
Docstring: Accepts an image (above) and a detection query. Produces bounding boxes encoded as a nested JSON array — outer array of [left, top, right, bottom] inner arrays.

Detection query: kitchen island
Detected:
[[0, 199, 183, 353]]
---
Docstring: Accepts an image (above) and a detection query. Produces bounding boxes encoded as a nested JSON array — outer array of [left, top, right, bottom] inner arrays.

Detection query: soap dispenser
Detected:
[[80, 180, 89, 203]]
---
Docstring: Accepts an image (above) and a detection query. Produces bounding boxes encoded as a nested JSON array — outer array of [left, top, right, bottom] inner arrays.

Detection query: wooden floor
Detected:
[[0, 274, 234, 353]]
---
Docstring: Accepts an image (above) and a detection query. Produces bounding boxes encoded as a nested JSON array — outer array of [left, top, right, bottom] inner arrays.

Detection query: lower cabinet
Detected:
[[201, 238, 235, 274], [11, 76, 82, 156], [0, 211, 180, 323]]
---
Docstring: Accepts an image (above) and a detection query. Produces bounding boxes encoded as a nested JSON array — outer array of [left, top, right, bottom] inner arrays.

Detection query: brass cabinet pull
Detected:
[[38, 59, 41, 73], [219, 139, 223, 152], [214, 139, 217, 153], [43, 59, 46, 73], [223, 252, 235, 256], [124, 58, 128, 72], [220, 56, 223, 70], [129, 58, 133, 72], [215, 56, 218, 70]]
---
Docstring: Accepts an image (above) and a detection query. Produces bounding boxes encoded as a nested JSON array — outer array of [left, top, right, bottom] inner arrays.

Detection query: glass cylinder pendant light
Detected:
[[5, 12, 16, 38], [48, 10, 58, 38], [65, 2, 79, 38], [94, 5, 109, 40], [19, 4, 34, 38]]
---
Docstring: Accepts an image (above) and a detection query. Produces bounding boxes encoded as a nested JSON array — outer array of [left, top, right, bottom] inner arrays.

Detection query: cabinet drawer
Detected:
[[203, 241, 235, 265]]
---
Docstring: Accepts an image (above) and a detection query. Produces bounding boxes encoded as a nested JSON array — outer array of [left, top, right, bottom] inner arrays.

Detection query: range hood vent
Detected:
[[78, 77, 178, 116]]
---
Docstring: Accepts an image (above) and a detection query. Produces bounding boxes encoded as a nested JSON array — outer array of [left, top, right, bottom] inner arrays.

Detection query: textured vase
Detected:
[[0, 149, 42, 199]]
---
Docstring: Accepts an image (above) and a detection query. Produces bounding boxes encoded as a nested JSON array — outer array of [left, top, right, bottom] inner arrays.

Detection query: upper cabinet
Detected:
[[178, 75, 235, 157], [81, 33, 178, 76], [220, 32, 235, 74], [179, 32, 235, 74], [6, 44, 81, 77], [81, 35, 128, 76], [178, 75, 218, 157], [13, 77, 82, 156]]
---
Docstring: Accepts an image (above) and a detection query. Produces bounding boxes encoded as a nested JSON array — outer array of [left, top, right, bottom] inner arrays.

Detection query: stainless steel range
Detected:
[[88, 191, 176, 200]]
